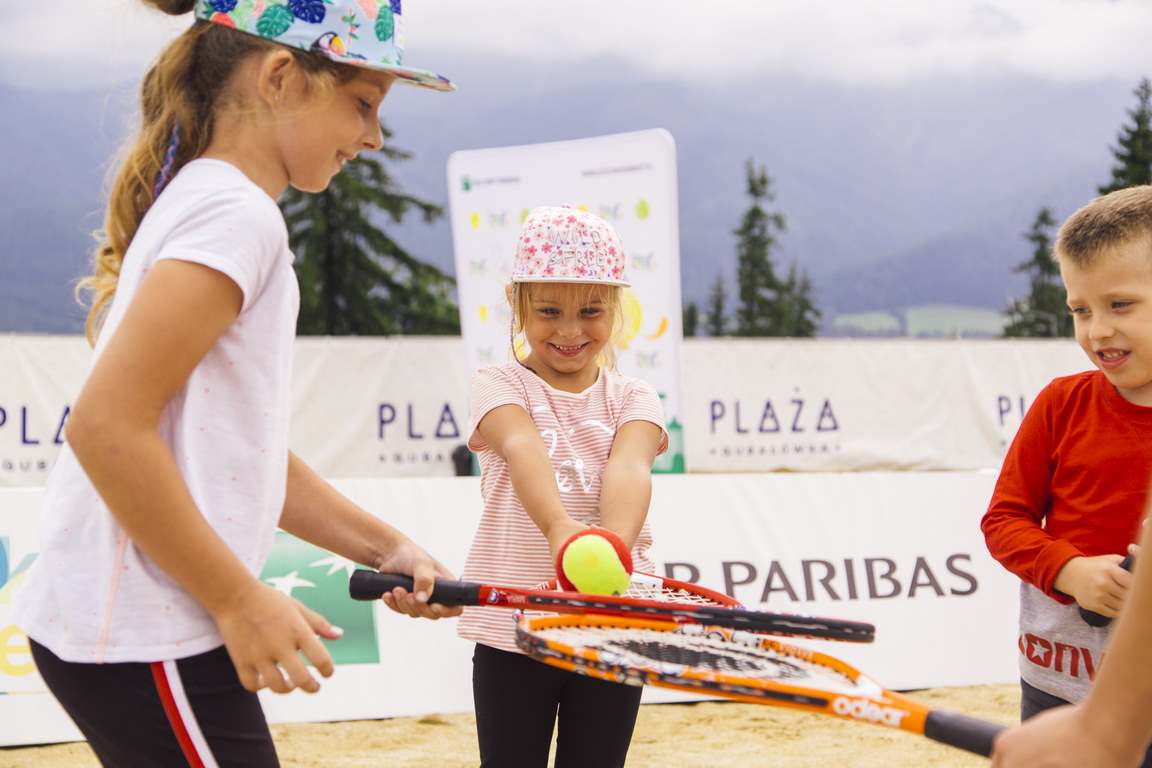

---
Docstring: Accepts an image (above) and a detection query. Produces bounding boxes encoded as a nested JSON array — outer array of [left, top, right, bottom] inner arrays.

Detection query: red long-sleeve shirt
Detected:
[[982, 370, 1152, 603]]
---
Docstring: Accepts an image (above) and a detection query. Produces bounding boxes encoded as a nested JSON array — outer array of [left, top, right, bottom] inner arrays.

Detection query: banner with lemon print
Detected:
[[447, 130, 684, 472]]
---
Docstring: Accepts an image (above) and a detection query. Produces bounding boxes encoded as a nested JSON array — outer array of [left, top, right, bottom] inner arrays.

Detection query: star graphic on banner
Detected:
[[265, 571, 316, 597], [310, 555, 358, 579]]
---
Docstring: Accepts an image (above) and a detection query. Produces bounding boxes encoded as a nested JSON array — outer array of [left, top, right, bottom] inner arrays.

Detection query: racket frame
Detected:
[[515, 613, 1002, 757], [349, 570, 876, 643]]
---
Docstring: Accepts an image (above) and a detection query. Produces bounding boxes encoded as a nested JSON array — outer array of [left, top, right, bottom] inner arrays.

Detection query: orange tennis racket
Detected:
[[516, 614, 1003, 757]]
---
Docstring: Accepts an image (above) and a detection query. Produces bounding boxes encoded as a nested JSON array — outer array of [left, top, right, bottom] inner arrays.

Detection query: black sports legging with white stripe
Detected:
[[30, 640, 278, 768]]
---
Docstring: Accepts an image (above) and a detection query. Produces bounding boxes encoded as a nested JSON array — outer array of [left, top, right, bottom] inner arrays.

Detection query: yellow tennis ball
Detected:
[[559, 532, 632, 596]]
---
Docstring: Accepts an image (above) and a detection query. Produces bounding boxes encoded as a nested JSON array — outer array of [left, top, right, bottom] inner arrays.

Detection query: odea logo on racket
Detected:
[[833, 696, 909, 727]]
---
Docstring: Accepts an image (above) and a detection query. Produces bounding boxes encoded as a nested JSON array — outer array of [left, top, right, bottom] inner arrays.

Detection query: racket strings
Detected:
[[605, 637, 807, 680], [533, 575, 731, 609], [532, 624, 851, 688], [629, 583, 724, 606]]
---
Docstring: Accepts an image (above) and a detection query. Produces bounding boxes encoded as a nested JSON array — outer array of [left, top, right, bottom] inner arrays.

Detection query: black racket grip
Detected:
[[1078, 554, 1135, 628], [348, 570, 480, 605], [923, 710, 1005, 757]]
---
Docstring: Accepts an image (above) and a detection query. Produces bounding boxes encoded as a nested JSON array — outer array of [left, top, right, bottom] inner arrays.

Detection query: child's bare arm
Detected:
[[68, 260, 334, 693], [599, 421, 663, 548], [476, 404, 586, 557], [278, 452, 460, 619]]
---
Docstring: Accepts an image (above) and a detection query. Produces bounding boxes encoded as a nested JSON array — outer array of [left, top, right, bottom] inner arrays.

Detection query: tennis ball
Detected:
[[556, 528, 633, 595]]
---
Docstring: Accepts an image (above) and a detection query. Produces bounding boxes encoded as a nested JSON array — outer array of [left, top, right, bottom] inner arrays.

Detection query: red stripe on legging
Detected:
[[151, 661, 206, 768]]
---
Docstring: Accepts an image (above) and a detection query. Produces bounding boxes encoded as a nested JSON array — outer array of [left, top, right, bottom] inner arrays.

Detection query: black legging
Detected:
[[472, 643, 643, 768], [30, 639, 278, 767]]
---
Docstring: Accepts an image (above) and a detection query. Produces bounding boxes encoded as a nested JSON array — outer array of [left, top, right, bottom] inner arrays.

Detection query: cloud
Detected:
[[2, 0, 1149, 90]]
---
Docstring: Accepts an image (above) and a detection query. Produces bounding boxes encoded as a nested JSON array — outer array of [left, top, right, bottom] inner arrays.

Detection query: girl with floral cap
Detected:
[[14, 1, 458, 764], [462, 206, 669, 767]]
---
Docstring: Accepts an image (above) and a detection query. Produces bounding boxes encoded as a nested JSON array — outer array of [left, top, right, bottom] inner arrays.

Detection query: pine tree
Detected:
[[773, 263, 821, 337], [1003, 207, 1071, 338], [733, 160, 787, 336], [1099, 78, 1152, 195], [282, 123, 458, 335], [682, 302, 699, 337], [704, 274, 729, 337]]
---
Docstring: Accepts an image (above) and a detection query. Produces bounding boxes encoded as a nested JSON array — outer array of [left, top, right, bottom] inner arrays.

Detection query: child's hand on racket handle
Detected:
[[374, 538, 462, 620], [1055, 554, 1133, 618], [211, 581, 339, 695]]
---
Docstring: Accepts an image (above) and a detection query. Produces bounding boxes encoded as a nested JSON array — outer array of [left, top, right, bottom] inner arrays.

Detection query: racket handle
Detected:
[[923, 710, 1005, 757], [1078, 554, 1135, 628], [348, 570, 481, 606]]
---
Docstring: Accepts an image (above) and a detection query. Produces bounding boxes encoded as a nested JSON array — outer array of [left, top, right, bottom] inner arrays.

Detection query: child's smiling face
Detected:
[[520, 283, 616, 390], [1062, 237, 1152, 405]]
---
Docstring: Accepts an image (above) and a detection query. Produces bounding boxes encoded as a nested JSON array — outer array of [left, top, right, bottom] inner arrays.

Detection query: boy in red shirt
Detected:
[[982, 185, 1152, 766]]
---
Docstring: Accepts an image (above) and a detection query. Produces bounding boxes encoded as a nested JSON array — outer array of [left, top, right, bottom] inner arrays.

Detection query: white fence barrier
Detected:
[[1, 472, 1019, 747], [0, 336, 1088, 485]]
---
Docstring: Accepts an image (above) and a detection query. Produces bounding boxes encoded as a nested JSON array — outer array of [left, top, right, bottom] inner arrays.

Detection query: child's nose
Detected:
[[362, 121, 383, 151], [1089, 317, 1115, 340], [557, 318, 582, 338]]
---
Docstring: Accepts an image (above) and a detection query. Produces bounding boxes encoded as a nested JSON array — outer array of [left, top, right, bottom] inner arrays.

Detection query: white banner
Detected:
[[0, 336, 471, 486], [0, 336, 1090, 485], [447, 130, 686, 472], [682, 338, 1090, 472], [290, 338, 469, 478], [1, 473, 1019, 746]]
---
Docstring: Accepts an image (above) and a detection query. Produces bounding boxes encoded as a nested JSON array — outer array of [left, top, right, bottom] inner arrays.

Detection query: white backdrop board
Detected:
[[681, 338, 1090, 472], [1, 473, 1019, 746], [447, 130, 686, 471], [0, 336, 1090, 485]]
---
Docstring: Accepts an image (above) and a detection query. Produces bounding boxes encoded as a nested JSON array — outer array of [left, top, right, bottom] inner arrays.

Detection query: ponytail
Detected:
[[78, 4, 349, 343]]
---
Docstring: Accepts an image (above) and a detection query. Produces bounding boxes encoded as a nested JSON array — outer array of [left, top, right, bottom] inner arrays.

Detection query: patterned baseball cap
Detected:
[[512, 206, 630, 287], [194, 0, 454, 92]]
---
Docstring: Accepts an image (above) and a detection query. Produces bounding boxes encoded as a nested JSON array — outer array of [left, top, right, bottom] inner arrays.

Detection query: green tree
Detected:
[[734, 160, 787, 336], [1003, 207, 1071, 338], [704, 274, 729, 337], [772, 263, 821, 337], [1099, 78, 1152, 195], [282, 123, 458, 335], [682, 302, 699, 337]]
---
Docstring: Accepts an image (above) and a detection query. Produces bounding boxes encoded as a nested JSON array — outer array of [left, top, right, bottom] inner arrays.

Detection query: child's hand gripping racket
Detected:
[[515, 614, 1005, 757], [1079, 554, 1135, 628], [349, 570, 876, 642]]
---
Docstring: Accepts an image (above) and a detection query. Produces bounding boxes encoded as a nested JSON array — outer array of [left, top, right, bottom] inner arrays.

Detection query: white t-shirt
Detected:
[[16, 159, 299, 663]]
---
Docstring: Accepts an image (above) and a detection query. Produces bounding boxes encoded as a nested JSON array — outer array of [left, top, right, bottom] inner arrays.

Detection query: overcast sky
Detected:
[[1, 0, 1150, 90]]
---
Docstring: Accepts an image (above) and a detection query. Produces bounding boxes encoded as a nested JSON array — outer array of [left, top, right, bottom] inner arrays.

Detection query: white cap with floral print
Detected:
[[194, 0, 454, 92], [511, 206, 630, 287]]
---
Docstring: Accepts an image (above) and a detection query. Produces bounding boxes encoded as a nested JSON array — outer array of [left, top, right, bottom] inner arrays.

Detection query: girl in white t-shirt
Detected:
[[15, 2, 457, 765], [462, 206, 669, 767]]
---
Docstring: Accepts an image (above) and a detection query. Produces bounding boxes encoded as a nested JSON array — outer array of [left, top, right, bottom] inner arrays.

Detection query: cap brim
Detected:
[[319, 52, 455, 92], [511, 276, 631, 288]]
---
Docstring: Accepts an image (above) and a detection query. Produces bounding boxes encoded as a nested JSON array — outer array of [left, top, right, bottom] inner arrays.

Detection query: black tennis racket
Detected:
[[349, 570, 876, 642]]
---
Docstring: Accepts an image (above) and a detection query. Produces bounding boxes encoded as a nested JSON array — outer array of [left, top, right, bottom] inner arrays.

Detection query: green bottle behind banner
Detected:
[[652, 393, 685, 474]]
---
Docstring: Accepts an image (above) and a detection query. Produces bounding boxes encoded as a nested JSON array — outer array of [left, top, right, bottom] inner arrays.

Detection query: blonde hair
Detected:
[[1055, 185, 1152, 269], [78, 0, 353, 343], [509, 282, 625, 370]]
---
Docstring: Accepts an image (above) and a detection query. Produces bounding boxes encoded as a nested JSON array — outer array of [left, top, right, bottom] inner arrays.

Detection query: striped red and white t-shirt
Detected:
[[459, 362, 668, 653]]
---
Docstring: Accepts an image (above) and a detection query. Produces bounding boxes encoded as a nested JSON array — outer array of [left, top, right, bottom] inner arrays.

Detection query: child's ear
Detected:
[[255, 49, 297, 109]]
